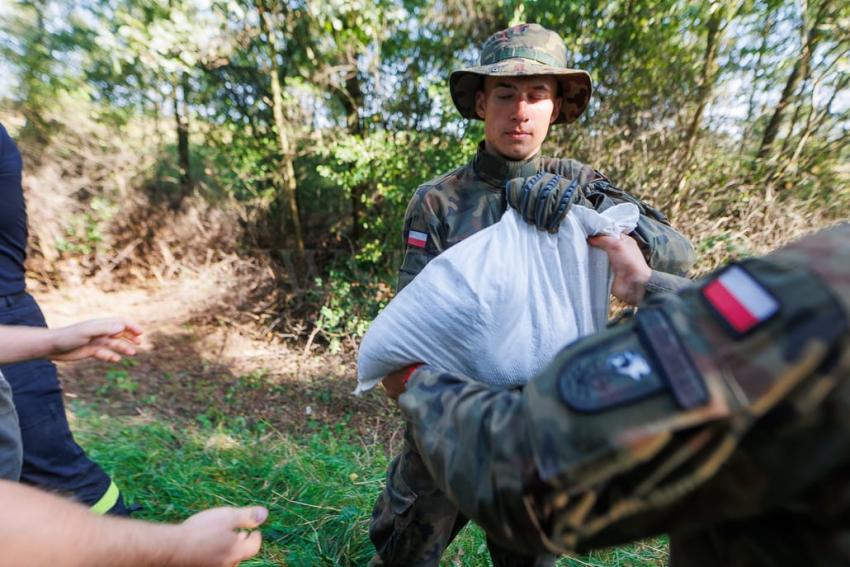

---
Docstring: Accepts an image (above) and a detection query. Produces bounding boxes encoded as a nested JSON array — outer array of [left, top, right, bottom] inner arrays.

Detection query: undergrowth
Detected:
[[71, 401, 668, 566]]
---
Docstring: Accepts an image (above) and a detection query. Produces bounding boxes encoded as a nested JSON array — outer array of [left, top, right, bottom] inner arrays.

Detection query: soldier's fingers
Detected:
[[587, 235, 622, 250]]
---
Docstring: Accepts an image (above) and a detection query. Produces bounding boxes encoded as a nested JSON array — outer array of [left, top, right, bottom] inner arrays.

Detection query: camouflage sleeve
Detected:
[[400, 236, 850, 555], [397, 187, 445, 293], [646, 269, 691, 295]]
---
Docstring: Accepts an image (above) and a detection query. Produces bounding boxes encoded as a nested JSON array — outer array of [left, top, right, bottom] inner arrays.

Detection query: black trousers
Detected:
[[0, 292, 129, 515]]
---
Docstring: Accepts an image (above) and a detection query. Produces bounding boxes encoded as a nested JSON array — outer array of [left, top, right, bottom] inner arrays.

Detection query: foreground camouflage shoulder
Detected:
[[400, 224, 850, 563]]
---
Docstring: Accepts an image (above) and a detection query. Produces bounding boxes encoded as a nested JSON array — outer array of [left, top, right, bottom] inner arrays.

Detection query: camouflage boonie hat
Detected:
[[450, 23, 592, 125]]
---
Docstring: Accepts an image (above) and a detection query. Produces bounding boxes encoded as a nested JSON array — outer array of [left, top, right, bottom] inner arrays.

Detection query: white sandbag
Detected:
[[355, 203, 639, 394]]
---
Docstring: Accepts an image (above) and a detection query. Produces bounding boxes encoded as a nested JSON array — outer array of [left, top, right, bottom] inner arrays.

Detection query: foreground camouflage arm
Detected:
[[400, 225, 850, 558]]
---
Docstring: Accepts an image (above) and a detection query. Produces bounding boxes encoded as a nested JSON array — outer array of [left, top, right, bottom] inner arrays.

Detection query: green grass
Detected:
[[70, 402, 668, 566]]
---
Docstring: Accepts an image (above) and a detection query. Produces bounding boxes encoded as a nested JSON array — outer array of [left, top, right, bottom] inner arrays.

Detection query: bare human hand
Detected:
[[167, 506, 267, 567], [50, 318, 143, 362], [588, 233, 652, 305], [381, 367, 409, 401]]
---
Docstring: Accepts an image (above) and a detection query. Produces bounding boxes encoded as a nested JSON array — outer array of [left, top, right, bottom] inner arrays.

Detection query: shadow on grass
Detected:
[[57, 325, 403, 452]]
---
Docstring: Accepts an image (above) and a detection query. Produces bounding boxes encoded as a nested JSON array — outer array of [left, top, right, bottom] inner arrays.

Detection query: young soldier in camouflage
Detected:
[[398, 223, 850, 566], [369, 24, 694, 566]]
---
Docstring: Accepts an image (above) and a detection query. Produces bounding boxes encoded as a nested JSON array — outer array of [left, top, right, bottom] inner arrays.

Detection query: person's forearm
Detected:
[[0, 326, 59, 364], [0, 480, 181, 567], [399, 367, 552, 554]]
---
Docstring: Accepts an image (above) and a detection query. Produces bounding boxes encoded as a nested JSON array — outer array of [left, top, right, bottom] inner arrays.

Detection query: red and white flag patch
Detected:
[[407, 230, 428, 248], [702, 265, 779, 334]]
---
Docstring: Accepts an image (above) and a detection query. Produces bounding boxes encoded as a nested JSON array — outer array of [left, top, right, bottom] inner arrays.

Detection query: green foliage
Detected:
[[316, 130, 478, 252], [311, 271, 389, 353], [3, 0, 848, 337], [308, 130, 480, 350], [97, 363, 139, 395]]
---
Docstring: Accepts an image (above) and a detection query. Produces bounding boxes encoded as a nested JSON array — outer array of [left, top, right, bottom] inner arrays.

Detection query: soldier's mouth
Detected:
[[506, 131, 531, 139]]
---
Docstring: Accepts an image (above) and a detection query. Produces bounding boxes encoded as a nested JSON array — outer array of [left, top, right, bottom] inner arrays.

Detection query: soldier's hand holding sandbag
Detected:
[[505, 173, 580, 232]]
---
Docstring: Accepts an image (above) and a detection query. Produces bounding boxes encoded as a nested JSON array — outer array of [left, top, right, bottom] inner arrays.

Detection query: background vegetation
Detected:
[[3, 0, 848, 346], [1, 0, 849, 564]]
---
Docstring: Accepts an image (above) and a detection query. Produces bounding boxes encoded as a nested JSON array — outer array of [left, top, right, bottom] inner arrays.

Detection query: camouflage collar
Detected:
[[473, 142, 541, 188]]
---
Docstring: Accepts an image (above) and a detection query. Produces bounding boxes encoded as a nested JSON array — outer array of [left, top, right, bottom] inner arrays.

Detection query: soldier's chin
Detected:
[[498, 141, 535, 161]]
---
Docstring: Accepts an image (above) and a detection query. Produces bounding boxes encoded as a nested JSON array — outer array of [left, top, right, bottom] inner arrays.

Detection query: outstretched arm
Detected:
[[0, 319, 142, 364], [0, 480, 266, 567]]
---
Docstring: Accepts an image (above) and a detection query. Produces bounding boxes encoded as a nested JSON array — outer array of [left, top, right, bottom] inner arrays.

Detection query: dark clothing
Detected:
[[0, 123, 128, 515], [369, 428, 555, 567], [0, 293, 129, 514], [0, 124, 27, 296]]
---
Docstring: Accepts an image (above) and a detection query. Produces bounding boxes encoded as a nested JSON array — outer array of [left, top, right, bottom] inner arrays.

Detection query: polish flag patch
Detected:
[[407, 230, 428, 248], [702, 265, 780, 335]]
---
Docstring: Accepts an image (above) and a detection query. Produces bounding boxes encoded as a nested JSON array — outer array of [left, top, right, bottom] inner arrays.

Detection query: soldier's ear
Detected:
[[475, 89, 487, 120]]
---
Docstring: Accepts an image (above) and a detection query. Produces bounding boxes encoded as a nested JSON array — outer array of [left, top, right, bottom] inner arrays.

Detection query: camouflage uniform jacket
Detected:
[[399, 224, 850, 566], [397, 142, 695, 292]]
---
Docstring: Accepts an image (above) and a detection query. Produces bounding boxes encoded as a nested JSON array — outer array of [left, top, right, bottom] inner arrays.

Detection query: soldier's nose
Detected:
[[513, 99, 529, 121]]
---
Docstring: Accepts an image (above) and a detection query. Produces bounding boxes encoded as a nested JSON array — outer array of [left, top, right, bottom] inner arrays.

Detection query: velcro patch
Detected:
[[702, 264, 780, 336], [637, 308, 707, 410], [407, 230, 428, 248], [558, 331, 666, 413]]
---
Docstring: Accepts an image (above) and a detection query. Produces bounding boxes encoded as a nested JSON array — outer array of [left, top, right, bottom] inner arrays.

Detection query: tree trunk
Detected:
[[174, 71, 192, 199], [671, 4, 724, 196], [258, 3, 305, 260], [20, 0, 51, 153], [342, 69, 365, 243], [757, 0, 832, 160], [682, 7, 723, 164], [738, 11, 775, 155]]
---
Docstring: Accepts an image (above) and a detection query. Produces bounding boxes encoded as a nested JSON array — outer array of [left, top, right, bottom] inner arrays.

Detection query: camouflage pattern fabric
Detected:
[[450, 23, 592, 124], [399, 223, 850, 566], [368, 428, 555, 567], [397, 142, 695, 291], [373, 142, 693, 566]]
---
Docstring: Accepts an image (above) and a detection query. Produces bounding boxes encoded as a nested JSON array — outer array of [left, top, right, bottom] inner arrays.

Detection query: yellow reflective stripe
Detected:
[[89, 481, 120, 515]]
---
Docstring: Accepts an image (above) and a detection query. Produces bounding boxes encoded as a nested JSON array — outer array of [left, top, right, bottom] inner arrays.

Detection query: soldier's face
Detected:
[[475, 76, 562, 161]]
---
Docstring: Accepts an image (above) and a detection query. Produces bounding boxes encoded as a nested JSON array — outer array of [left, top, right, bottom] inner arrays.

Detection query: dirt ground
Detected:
[[37, 268, 405, 453]]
